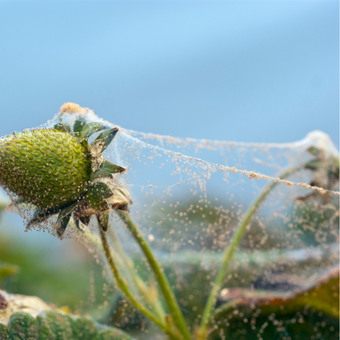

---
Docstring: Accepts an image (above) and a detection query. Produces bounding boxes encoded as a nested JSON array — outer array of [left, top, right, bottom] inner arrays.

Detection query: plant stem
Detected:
[[108, 228, 166, 321], [99, 226, 179, 339], [117, 210, 192, 340], [197, 165, 303, 339]]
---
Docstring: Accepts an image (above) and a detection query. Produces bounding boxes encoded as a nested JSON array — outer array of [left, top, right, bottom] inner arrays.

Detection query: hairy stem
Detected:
[[99, 226, 179, 339], [198, 165, 303, 339], [117, 210, 192, 340]]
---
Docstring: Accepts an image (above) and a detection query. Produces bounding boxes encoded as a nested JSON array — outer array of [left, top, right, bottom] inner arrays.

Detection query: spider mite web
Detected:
[[114, 127, 339, 339], [8, 107, 340, 338]]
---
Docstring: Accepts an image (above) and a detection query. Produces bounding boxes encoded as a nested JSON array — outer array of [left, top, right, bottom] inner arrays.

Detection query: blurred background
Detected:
[[0, 0, 338, 318]]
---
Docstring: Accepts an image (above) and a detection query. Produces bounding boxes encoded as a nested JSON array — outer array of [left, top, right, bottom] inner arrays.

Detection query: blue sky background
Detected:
[[0, 0, 338, 145]]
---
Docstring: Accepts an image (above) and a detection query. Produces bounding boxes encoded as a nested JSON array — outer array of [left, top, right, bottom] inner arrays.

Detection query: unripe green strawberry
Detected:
[[0, 129, 91, 210], [0, 110, 130, 237]]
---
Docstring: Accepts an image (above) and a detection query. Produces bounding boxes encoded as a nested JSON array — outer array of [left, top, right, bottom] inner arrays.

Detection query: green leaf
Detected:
[[2, 309, 134, 340], [210, 269, 339, 340], [152, 243, 338, 326], [106, 295, 146, 331], [36, 315, 56, 340], [0, 324, 9, 340], [91, 160, 125, 180], [71, 317, 98, 340], [94, 328, 134, 340], [44, 311, 74, 339], [8, 312, 39, 340]]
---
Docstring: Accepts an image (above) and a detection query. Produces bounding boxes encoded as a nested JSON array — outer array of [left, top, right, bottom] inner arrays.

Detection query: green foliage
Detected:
[[212, 309, 338, 340], [94, 328, 133, 340], [1, 311, 134, 340], [210, 269, 339, 339], [147, 244, 336, 324], [105, 295, 146, 331]]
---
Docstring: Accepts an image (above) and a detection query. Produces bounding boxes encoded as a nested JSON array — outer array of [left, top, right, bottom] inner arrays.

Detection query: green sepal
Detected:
[[73, 118, 87, 137], [307, 146, 320, 157], [80, 122, 109, 140], [6, 197, 25, 214], [57, 202, 78, 222], [79, 215, 90, 226], [90, 128, 119, 154], [88, 196, 108, 213], [75, 219, 82, 231], [13, 197, 25, 205], [73, 118, 110, 140], [91, 160, 125, 180], [54, 122, 71, 133], [304, 160, 327, 170], [89, 182, 113, 198], [56, 202, 79, 237], [75, 215, 90, 230], [27, 208, 57, 227], [86, 182, 112, 211], [56, 213, 71, 239], [74, 216, 91, 232], [97, 211, 109, 231]]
